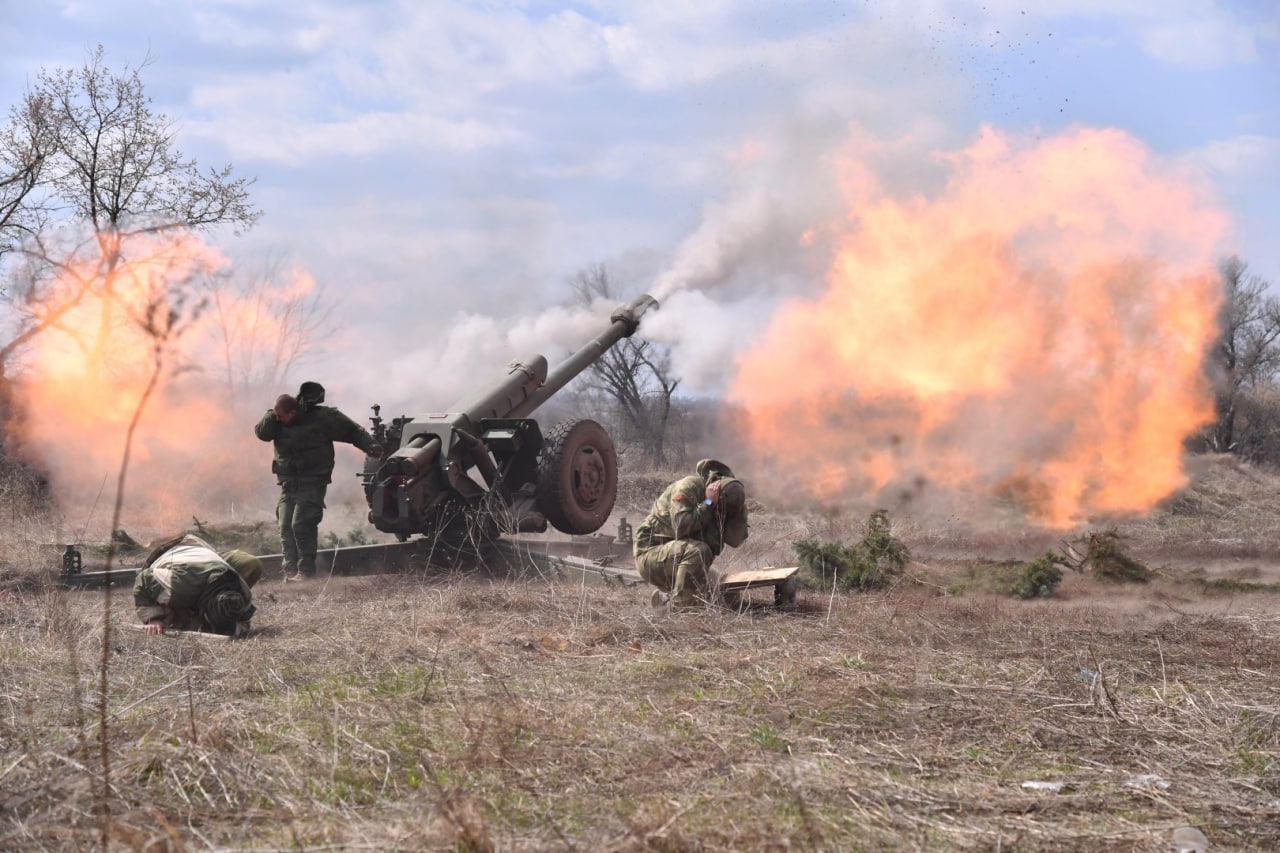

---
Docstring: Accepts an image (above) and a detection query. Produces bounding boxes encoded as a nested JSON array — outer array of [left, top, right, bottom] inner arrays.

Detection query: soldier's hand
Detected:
[[369, 444, 385, 458], [704, 479, 723, 507], [143, 621, 165, 635]]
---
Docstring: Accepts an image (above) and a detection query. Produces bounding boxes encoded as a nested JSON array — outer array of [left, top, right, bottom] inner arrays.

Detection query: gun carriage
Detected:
[[362, 294, 658, 544]]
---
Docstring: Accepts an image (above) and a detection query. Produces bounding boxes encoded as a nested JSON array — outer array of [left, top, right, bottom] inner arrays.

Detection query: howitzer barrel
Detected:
[[449, 356, 549, 427], [510, 293, 658, 417]]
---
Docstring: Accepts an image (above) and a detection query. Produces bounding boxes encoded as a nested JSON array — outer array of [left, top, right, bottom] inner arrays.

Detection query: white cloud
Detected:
[[184, 106, 520, 164], [1139, 12, 1258, 69], [1183, 133, 1280, 277], [1188, 134, 1280, 183], [179, 0, 971, 163]]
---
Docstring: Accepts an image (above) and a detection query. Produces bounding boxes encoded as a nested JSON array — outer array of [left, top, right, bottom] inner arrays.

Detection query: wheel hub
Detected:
[[571, 447, 606, 506]]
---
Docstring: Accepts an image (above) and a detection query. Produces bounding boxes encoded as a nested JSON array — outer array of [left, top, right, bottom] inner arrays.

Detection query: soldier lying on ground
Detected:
[[634, 459, 749, 608], [134, 533, 262, 637]]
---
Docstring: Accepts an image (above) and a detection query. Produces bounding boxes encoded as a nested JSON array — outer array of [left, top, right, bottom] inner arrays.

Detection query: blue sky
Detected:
[[2, 0, 1277, 412]]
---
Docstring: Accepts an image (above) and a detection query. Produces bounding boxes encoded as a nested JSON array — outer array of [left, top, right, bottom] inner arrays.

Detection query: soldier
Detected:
[[254, 381, 383, 581], [634, 459, 749, 608], [134, 534, 262, 637]]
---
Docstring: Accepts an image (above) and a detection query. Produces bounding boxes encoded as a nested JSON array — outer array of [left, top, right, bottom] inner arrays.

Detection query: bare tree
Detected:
[[0, 88, 56, 264], [570, 263, 679, 467], [1209, 256, 1280, 452], [204, 253, 336, 393], [0, 45, 258, 390]]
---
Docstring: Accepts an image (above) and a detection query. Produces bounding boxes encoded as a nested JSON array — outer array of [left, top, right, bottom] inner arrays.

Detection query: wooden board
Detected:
[[719, 565, 799, 591]]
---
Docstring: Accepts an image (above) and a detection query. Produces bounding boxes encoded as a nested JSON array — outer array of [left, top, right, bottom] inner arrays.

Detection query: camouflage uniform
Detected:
[[133, 534, 260, 636], [254, 381, 378, 577], [633, 459, 749, 607]]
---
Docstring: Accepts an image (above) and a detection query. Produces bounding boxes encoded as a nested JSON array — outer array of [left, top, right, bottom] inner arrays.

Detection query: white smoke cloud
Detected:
[[373, 301, 619, 416], [641, 290, 777, 394]]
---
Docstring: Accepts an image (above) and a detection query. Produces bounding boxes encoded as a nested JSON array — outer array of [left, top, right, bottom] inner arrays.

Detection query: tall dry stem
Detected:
[[95, 291, 196, 848]]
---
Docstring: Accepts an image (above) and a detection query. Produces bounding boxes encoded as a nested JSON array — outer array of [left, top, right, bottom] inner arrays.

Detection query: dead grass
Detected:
[[3, 572, 1278, 850], [1116, 455, 1280, 560], [1, 455, 1279, 850]]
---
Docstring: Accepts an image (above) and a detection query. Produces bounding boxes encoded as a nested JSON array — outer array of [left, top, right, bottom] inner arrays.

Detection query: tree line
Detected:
[[3, 47, 1278, 493], [1207, 255, 1280, 462]]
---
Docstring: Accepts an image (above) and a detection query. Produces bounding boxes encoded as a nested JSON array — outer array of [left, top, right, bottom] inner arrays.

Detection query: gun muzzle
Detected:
[[610, 293, 658, 337]]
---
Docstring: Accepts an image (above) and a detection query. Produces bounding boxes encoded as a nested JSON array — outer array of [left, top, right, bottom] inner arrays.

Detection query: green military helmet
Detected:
[[221, 549, 263, 588], [204, 590, 256, 635], [718, 477, 746, 515], [695, 458, 735, 482]]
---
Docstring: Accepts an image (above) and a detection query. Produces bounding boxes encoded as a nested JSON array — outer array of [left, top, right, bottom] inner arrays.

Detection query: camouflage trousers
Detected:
[[635, 540, 719, 607], [277, 479, 328, 575]]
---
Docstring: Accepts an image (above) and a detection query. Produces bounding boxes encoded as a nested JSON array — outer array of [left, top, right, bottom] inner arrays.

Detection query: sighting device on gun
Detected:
[[362, 294, 658, 543]]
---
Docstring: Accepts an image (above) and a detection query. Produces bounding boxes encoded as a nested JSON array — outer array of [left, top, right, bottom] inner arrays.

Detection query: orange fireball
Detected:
[[6, 230, 314, 535], [729, 126, 1227, 528]]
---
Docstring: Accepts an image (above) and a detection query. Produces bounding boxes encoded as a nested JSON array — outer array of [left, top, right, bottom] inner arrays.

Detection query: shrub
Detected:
[[1086, 529, 1152, 583], [794, 509, 908, 592], [862, 509, 909, 572], [794, 539, 859, 588], [1008, 551, 1068, 599], [322, 527, 371, 549]]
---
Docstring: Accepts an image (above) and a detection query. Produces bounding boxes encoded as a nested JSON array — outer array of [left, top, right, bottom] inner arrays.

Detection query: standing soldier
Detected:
[[634, 459, 749, 608], [134, 533, 262, 637], [255, 381, 383, 581]]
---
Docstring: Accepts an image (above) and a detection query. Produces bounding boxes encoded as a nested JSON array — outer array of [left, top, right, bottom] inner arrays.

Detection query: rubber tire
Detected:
[[537, 419, 618, 535]]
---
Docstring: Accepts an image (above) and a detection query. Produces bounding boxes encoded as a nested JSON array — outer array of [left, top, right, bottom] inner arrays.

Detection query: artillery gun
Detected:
[[362, 294, 658, 543]]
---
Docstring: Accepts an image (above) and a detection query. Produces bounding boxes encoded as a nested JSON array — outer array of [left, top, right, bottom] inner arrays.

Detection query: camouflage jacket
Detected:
[[255, 400, 376, 484], [633, 459, 749, 558], [133, 534, 254, 630]]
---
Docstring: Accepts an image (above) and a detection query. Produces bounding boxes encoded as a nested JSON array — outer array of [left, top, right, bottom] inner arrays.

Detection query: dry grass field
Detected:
[[2, 455, 1279, 851]]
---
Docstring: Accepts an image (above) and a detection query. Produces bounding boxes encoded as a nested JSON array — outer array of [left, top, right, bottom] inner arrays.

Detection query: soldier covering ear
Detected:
[[633, 460, 750, 608], [255, 383, 379, 580]]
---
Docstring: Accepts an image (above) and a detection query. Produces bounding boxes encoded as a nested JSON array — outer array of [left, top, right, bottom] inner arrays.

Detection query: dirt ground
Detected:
[[1, 455, 1279, 851]]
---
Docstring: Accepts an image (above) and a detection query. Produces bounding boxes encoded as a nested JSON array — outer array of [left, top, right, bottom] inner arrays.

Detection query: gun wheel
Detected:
[[537, 419, 618, 535]]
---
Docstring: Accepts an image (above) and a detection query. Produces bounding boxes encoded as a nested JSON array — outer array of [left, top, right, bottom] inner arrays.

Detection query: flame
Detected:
[[6, 230, 319, 537], [728, 126, 1227, 529]]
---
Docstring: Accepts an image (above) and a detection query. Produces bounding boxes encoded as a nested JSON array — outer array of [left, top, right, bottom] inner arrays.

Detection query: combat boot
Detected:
[[668, 564, 698, 609], [670, 589, 700, 609]]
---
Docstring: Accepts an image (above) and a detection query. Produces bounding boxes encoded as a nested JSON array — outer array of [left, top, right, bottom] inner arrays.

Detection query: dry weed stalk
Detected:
[[3, 499, 1280, 849]]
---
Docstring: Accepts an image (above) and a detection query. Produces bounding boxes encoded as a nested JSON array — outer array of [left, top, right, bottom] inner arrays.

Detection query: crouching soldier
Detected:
[[134, 533, 262, 637], [634, 459, 749, 608]]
